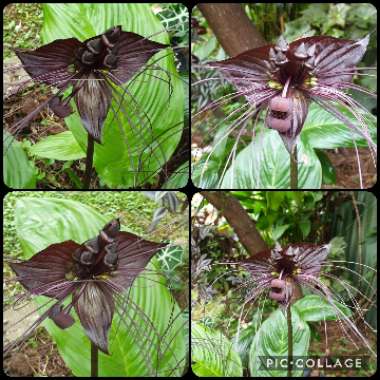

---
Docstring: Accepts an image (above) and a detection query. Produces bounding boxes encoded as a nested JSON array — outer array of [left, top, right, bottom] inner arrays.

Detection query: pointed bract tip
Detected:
[[276, 35, 289, 52]]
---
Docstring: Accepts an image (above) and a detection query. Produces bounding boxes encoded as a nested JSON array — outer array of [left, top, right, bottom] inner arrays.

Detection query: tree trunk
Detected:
[[200, 191, 268, 257], [198, 4, 266, 57]]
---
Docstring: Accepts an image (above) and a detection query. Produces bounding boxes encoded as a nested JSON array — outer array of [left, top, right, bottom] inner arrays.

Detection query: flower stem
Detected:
[[91, 340, 98, 377], [83, 134, 94, 189], [287, 305, 293, 377], [290, 143, 298, 189]]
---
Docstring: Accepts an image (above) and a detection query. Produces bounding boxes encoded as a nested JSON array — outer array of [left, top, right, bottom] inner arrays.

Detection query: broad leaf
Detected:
[[29, 131, 85, 161], [249, 308, 310, 377], [3, 132, 37, 189], [315, 149, 336, 185], [163, 161, 189, 189], [221, 129, 322, 189], [14, 197, 186, 376], [192, 322, 243, 377], [301, 104, 377, 149], [293, 294, 352, 322], [41, 4, 184, 187]]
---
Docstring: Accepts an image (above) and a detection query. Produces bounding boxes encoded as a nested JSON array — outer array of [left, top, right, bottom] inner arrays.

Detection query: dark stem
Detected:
[[83, 134, 94, 189], [91, 340, 98, 377], [290, 144, 298, 189], [287, 305, 293, 377]]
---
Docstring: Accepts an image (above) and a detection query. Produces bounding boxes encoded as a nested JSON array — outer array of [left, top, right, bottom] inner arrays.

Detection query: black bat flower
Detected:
[[13, 25, 167, 144], [7, 218, 166, 354], [241, 243, 330, 306], [207, 35, 376, 153]]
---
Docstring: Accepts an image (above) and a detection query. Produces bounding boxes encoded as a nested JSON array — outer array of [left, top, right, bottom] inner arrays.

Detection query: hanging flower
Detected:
[[13, 25, 168, 143], [241, 243, 330, 306], [207, 35, 376, 153], [7, 218, 166, 354]]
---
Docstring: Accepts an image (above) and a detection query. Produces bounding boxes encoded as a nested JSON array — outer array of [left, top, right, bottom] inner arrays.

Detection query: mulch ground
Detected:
[[4, 66, 99, 189], [323, 148, 376, 189], [3, 328, 72, 377]]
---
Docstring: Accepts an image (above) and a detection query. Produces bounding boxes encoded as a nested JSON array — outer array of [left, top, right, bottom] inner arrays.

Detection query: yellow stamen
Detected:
[[268, 80, 282, 90]]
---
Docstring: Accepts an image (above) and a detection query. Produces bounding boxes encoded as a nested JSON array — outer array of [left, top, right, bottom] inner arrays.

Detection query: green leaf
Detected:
[[232, 315, 261, 368], [29, 131, 85, 161], [192, 124, 233, 188], [293, 294, 352, 322], [41, 4, 185, 187], [3, 131, 37, 189], [14, 197, 186, 376], [265, 192, 286, 211], [249, 308, 310, 377], [163, 161, 189, 189], [315, 149, 336, 185], [272, 224, 290, 241], [157, 245, 184, 272], [298, 218, 311, 239], [301, 104, 376, 149], [193, 35, 219, 61], [192, 322, 243, 377], [221, 129, 322, 189]]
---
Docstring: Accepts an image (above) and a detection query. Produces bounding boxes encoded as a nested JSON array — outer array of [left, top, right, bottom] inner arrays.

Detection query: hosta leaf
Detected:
[[192, 322, 243, 377], [249, 308, 310, 377], [14, 197, 186, 376], [315, 149, 336, 185], [163, 161, 189, 189], [41, 4, 184, 187], [301, 103, 377, 149], [3, 132, 37, 189], [293, 294, 352, 322], [29, 131, 85, 161], [221, 129, 322, 189]]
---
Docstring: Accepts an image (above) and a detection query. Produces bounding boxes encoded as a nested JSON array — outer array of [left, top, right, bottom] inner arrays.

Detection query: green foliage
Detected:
[[155, 3, 189, 46], [3, 132, 37, 189], [29, 131, 85, 161], [40, 3, 184, 188], [192, 322, 243, 377], [293, 295, 352, 322], [249, 308, 310, 377], [220, 128, 322, 189], [13, 196, 187, 376], [231, 191, 325, 245], [3, 3, 43, 58], [163, 161, 189, 188], [283, 3, 377, 42], [192, 103, 376, 189], [331, 192, 377, 328]]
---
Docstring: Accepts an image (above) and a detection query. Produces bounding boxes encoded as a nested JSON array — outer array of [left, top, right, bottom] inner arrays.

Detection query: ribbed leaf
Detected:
[[29, 131, 85, 160], [293, 294, 352, 322], [14, 197, 186, 376], [221, 129, 322, 189], [41, 4, 184, 187], [249, 308, 310, 377], [163, 161, 189, 189], [3, 132, 37, 189], [301, 104, 377, 149], [192, 322, 243, 377]]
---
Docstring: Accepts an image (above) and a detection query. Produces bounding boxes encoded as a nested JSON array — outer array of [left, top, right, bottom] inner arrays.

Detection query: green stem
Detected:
[[287, 305, 293, 377], [290, 144, 298, 189], [91, 340, 98, 377], [83, 134, 94, 189]]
